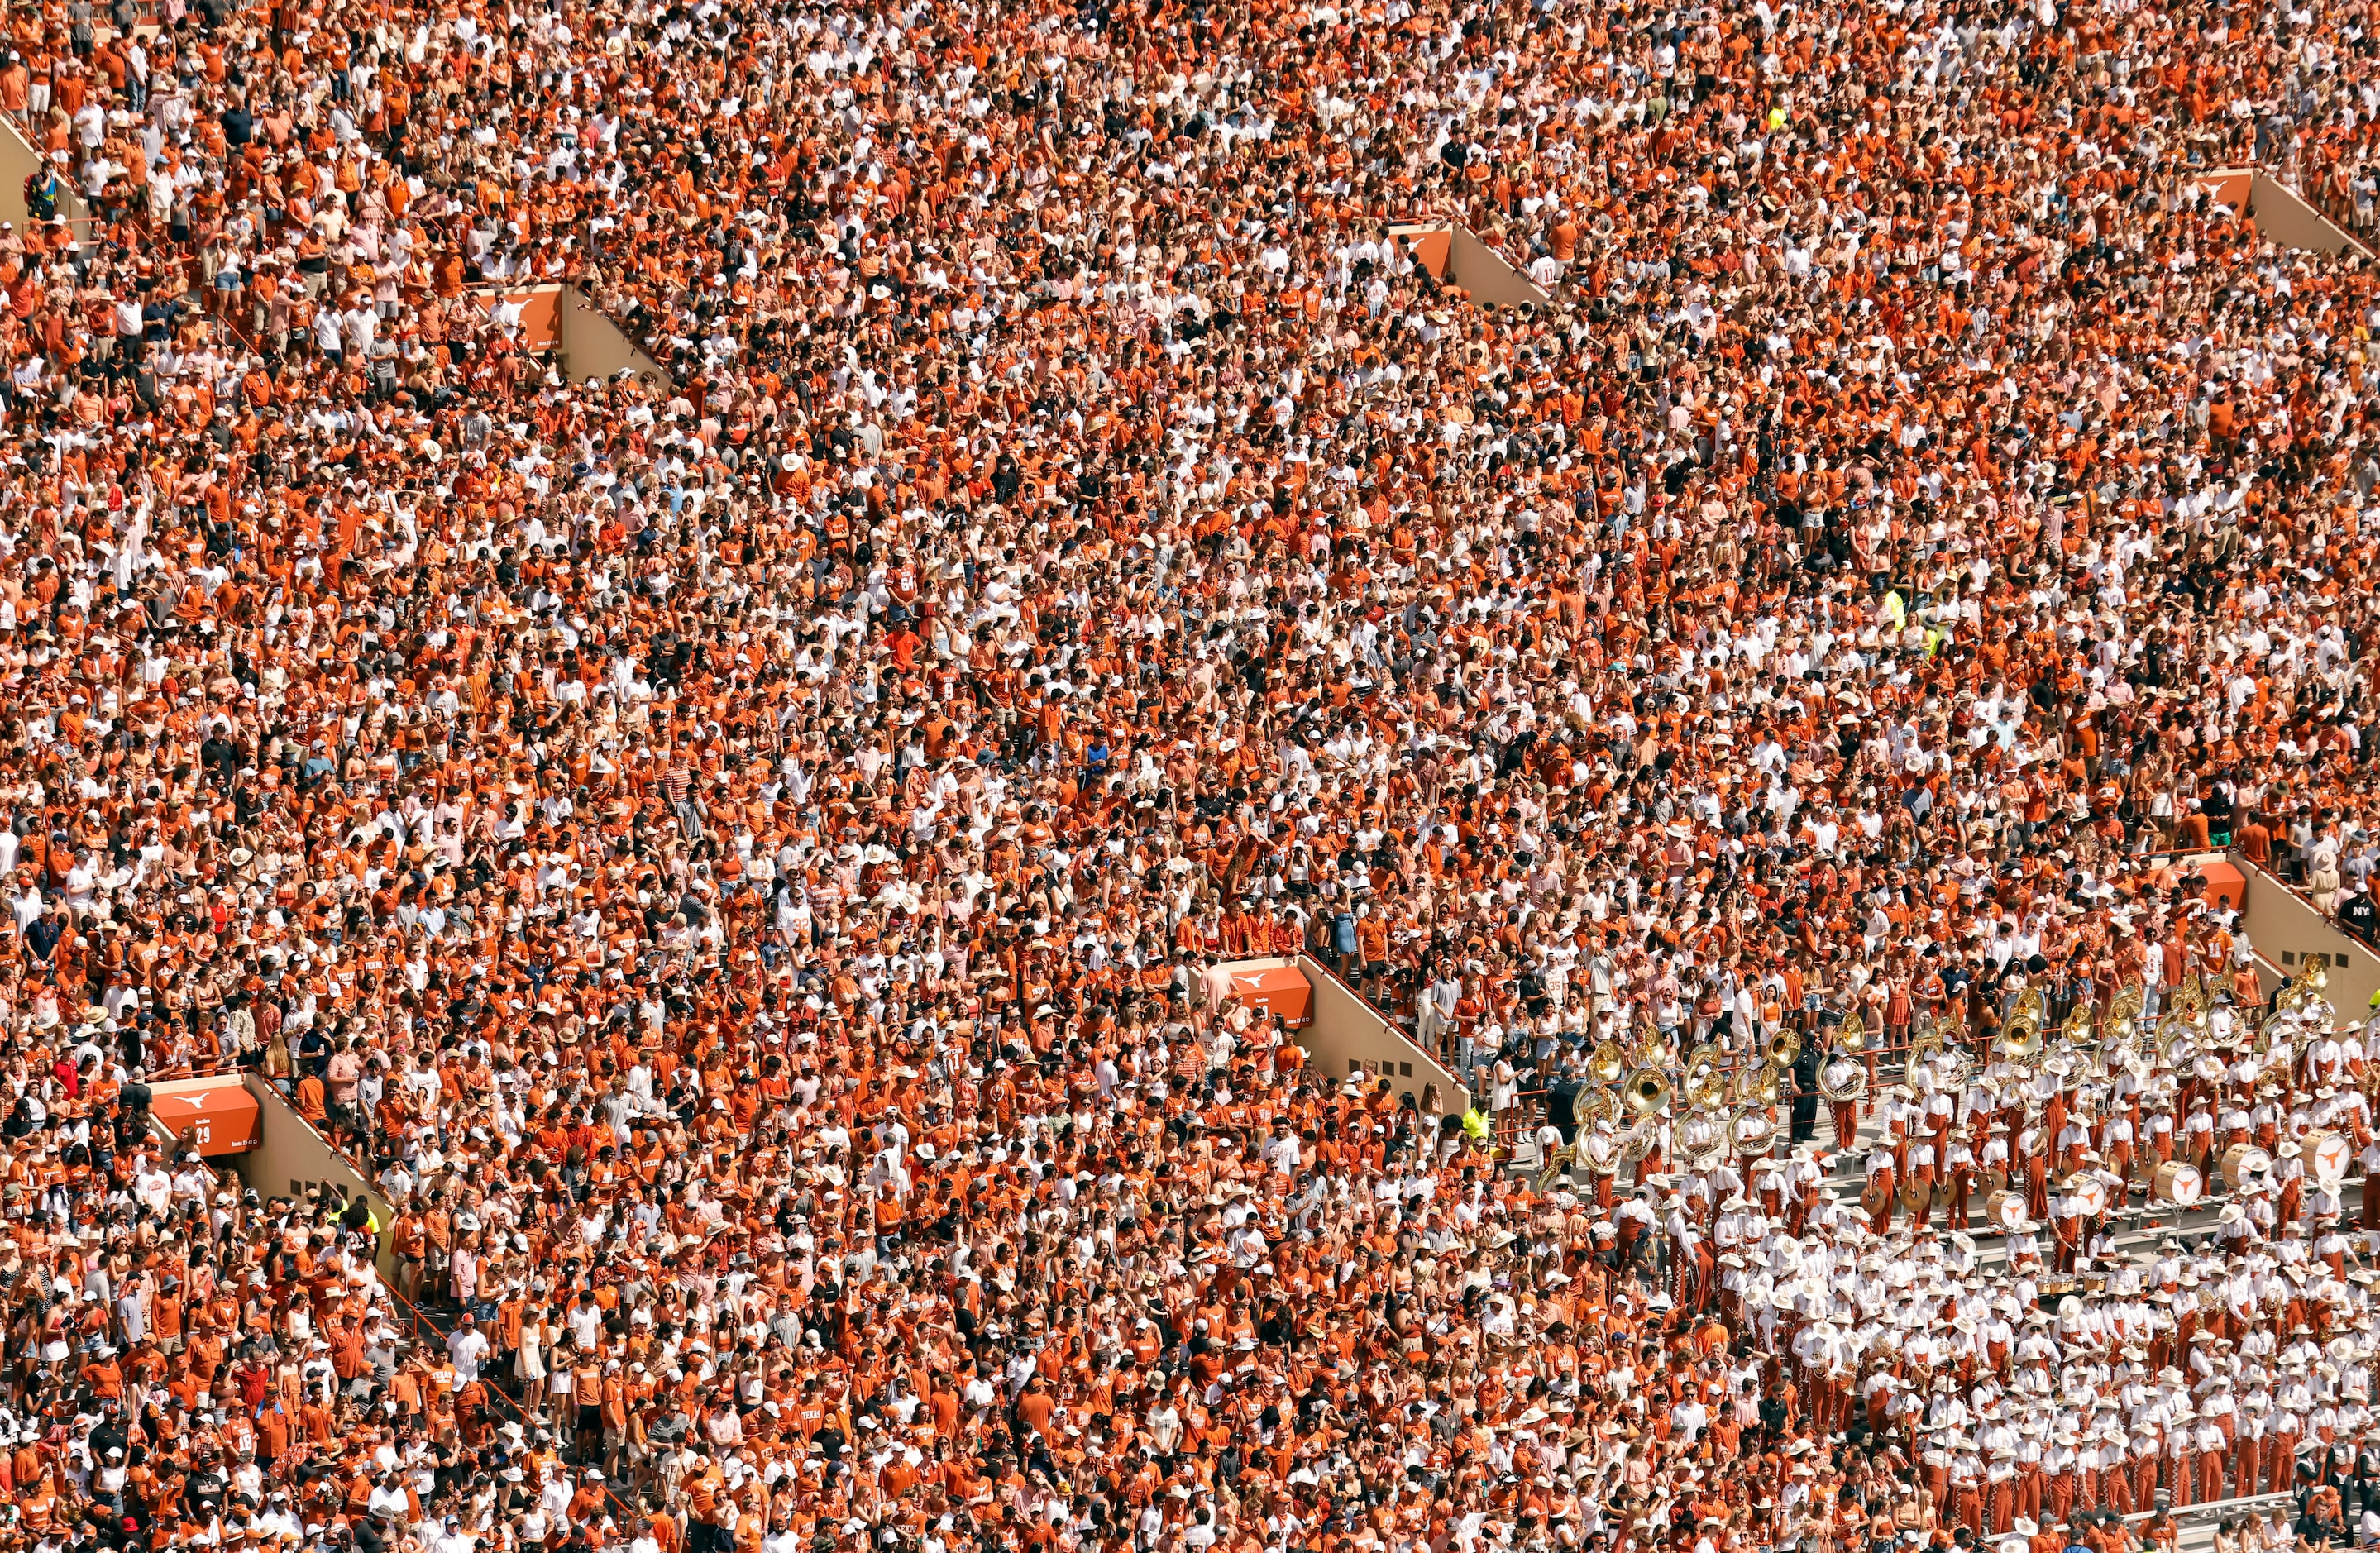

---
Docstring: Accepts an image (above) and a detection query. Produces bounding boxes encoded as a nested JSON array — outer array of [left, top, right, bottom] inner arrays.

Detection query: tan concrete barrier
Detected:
[[2232, 853, 2380, 1017], [1388, 222, 1551, 308], [467, 284, 671, 385], [1216, 954, 1467, 1109], [237, 1074, 401, 1278], [0, 113, 88, 232], [1296, 955, 1468, 1108], [559, 286, 670, 384], [2197, 167, 2373, 258]]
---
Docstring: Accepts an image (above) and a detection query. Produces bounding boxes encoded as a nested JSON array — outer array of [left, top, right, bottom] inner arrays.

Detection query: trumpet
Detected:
[[1587, 1039, 1628, 1084], [1622, 1066, 1672, 1119]]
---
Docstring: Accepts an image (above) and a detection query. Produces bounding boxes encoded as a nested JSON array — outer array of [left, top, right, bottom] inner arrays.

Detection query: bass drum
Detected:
[[2306, 1130, 2354, 1186], [2151, 1160, 2204, 1207], [2063, 1173, 2109, 1216], [1984, 1189, 2028, 1230], [2222, 1142, 2273, 1189]]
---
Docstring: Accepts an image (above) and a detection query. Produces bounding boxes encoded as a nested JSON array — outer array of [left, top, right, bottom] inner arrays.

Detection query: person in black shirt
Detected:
[[2341, 883, 2378, 945]]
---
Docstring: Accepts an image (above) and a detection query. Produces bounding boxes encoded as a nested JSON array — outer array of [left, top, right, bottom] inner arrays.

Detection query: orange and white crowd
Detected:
[[9, 1, 2380, 1553]]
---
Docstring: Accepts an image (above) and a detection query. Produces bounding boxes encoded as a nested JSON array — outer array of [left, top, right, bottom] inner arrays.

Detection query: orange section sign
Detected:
[[1227, 965, 1313, 1029], [148, 1076, 261, 1156]]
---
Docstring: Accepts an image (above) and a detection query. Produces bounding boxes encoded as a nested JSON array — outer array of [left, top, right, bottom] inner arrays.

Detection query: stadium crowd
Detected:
[[12, 2, 2380, 1553]]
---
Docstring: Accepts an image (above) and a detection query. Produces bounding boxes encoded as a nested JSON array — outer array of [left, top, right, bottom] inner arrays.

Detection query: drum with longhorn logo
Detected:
[[2306, 1130, 2354, 1187], [2221, 1143, 2272, 1190], [2151, 1160, 2204, 1207]]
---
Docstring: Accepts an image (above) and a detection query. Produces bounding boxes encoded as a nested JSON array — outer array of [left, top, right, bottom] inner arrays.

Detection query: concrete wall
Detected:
[[237, 1075, 400, 1278], [1388, 222, 1551, 309], [1446, 226, 1551, 308], [559, 286, 669, 385], [2202, 167, 2373, 258], [0, 114, 89, 233], [1290, 954, 1469, 1109], [1215, 953, 1467, 1108], [466, 284, 669, 386], [2232, 853, 2380, 1020]]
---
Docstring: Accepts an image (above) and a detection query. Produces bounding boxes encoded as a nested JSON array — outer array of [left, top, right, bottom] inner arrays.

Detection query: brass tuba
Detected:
[[2014, 984, 2048, 1024], [1675, 1106, 1728, 1168], [1728, 1105, 1779, 1157], [1818, 1049, 1871, 1105], [1588, 1039, 1628, 1085], [1834, 1011, 1866, 1056], [1682, 1045, 1730, 1112], [2000, 1010, 2044, 1066], [1622, 1066, 1673, 1119], [1735, 1063, 1783, 1106], [2062, 1001, 2095, 1047], [1766, 1027, 1804, 1070]]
